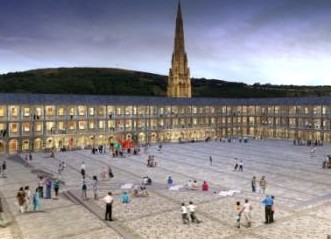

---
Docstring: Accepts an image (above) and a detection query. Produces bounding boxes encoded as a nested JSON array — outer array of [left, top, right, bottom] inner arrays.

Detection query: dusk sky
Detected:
[[1, 0, 331, 85]]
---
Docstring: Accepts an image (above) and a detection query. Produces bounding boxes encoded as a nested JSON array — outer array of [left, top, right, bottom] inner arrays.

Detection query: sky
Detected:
[[1, 0, 331, 86]]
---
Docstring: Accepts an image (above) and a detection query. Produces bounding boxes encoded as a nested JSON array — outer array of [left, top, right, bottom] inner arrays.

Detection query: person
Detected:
[[261, 195, 273, 224], [209, 156, 213, 166], [192, 180, 199, 190], [16, 187, 26, 213], [92, 175, 98, 200], [202, 181, 209, 191], [185, 180, 193, 190], [108, 165, 114, 178], [45, 178, 52, 199], [53, 178, 60, 198], [24, 186, 31, 211], [29, 153, 33, 161], [33, 188, 42, 211], [181, 203, 189, 224], [81, 162, 86, 176], [233, 158, 238, 171], [187, 201, 201, 223], [251, 176, 256, 193], [121, 191, 130, 203], [2, 160, 7, 177], [235, 201, 241, 228], [259, 176, 267, 195], [270, 195, 275, 223], [81, 176, 87, 200], [0, 197, 4, 227], [142, 176, 152, 185], [37, 176, 44, 198], [103, 191, 114, 221], [167, 176, 173, 187], [240, 199, 252, 227], [239, 160, 243, 171]]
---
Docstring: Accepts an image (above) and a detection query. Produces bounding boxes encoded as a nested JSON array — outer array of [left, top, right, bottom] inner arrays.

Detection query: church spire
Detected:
[[167, 0, 191, 98]]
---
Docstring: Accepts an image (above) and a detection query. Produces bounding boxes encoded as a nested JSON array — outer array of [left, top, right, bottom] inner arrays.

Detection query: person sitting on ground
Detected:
[[121, 191, 130, 203], [185, 180, 193, 190], [202, 181, 209, 191], [167, 176, 173, 187], [192, 180, 199, 190], [142, 176, 152, 185]]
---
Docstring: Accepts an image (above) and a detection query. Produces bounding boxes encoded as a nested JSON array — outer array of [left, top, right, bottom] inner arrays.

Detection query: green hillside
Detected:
[[0, 67, 330, 97]]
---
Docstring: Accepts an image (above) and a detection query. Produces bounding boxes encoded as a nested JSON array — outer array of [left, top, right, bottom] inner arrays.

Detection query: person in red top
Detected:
[[202, 181, 209, 191]]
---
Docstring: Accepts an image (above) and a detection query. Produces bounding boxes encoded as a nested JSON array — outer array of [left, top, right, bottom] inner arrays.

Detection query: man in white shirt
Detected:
[[187, 201, 201, 223], [240, 199, 252, 227], [103, 191, 114, 221], [181, 203, 189, 224]]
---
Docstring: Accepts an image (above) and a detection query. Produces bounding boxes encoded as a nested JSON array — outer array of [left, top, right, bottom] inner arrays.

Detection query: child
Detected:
[[235, 201, 241, 228], [121, 192, 130, 203]]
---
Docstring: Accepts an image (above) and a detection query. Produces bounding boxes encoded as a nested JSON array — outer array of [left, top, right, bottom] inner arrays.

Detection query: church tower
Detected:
[[167, 1, 191, 98]]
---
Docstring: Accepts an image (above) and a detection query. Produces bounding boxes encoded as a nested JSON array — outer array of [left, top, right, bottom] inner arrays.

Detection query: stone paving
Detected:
[[0, 139, 330, 239]]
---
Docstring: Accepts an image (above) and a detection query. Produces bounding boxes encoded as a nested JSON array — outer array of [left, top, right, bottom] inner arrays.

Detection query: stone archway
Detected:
[[9, 139, 18, 154]]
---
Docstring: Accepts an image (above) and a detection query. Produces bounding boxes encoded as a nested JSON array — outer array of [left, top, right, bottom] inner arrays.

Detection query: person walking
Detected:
[[187, 201, 201, 223], [81, 176, 87, 200], [80, 162, 86, 177], [16, 187, 26, 214], [53, 178, 60, 198], [209, 156, 213, 166], [238, 160, 243, 171], [32, 188, 42, 211], [103, 191, 114, 221], [240, 199, 253, 227], [251, 176, 256, 193], [233, 158, 238, 171], [24, 186, 31, 211], [92, 175, 98, 200], [181, 203, 190, 224], [45, 178, 52, 199], [261, 195, 273, 224], [2, 160, 7, 177], [259, 176, 267, 195], [235, 201, 241, 228]]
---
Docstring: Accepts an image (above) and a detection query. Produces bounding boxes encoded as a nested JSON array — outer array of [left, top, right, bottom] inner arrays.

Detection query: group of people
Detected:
[[185, 180, 209, 191], [251, 176, 267, 195], [16, 185, 44, 213], [181, 201, 201, 224], [233, 158, 244, 171]]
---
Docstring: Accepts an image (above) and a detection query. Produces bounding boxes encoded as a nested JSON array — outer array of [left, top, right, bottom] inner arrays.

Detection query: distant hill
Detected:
[[0, 67, 330, 98]]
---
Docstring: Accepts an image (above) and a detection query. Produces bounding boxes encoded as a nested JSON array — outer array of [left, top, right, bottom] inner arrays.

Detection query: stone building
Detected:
[[0, 1, 330, 154]]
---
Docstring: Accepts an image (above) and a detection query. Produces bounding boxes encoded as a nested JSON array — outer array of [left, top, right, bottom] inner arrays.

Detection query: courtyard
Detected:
[[0, 139, 330, 239]]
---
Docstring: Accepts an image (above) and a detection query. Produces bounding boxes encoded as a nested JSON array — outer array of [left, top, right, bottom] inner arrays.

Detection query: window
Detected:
[[23, 107, 30, 117], [98, 120, 105, 129], [23, 122, 30, 132], [46, 106, 54, 116], [89, 107, 94, 116], [0, 107, 5, 117], [79, 121, 86, 130], [10, 123, 18, 133], [89, 121, 94, 129], [11, 107, 18, 117], [58, 108, 64, 116], [78, 106, 86, 116]]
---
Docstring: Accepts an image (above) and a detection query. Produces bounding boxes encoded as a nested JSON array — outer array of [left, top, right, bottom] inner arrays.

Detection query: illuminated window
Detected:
[[46, 106, 54, 116], [35, 122, 42, 132], [23, 107, 30, 117], [0, 107, 5, 117], [79, 121, 86, 130], [78, 106, 86, 116], [89, 121, 94, 129], [46, 122, 55, 131], [58, 108, 64, 116], [98, 120, 105, 129], [89, 107, 94, 116], [11, 107, 18, 117], [10, 123, 18, 133], [23, 122, 30, 132]]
